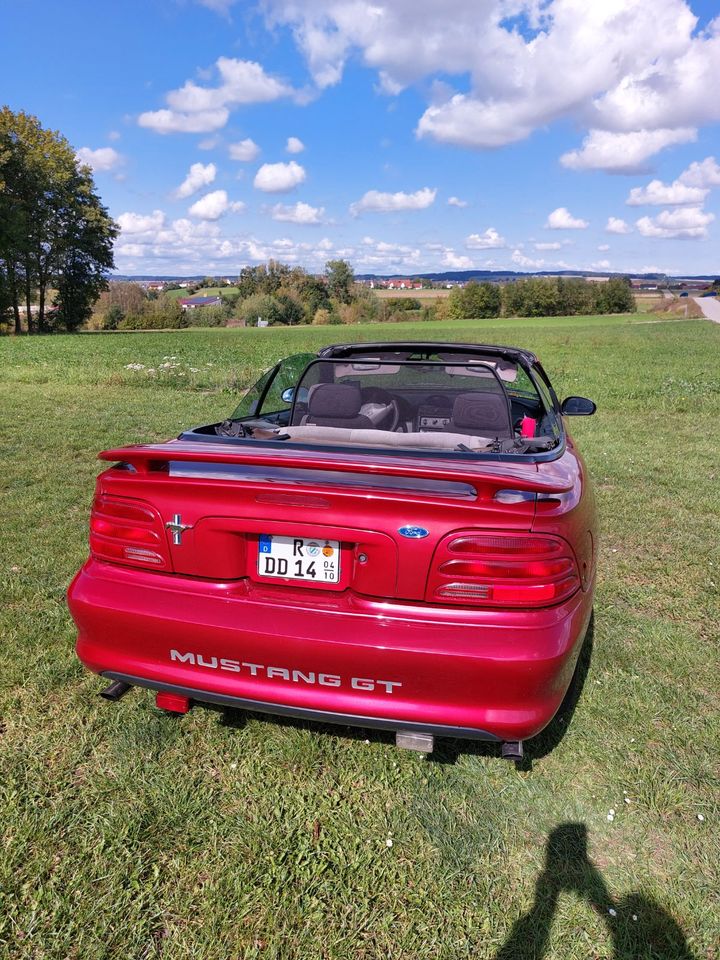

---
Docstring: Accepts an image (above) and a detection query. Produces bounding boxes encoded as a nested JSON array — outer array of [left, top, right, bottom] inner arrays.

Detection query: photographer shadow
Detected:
[[495, 823, 695, 959]]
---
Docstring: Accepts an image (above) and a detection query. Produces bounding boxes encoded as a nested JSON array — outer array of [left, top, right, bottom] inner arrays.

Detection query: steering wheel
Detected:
[[361, 387, 401, 431]]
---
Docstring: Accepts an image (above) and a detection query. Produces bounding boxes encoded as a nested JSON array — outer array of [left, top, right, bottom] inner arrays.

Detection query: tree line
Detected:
[[446, 276, 635, 319], [92, 268, 636, 331], [0, 107, 117, 334]]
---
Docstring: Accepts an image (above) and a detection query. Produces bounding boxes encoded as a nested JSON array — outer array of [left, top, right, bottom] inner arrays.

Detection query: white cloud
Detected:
[[598, 243, 610, 251], [561, 128, 697, 174], [76, 146, 124, 172], [265, 0, 720, 164], [115, 242, 145, 258], [447, 196, 468, 208], [175, 162, 217, 199], [229, 138, 261, 161], [286, 136, 305, 153], [636, 206, 714, 239], [441, 248, 474, 270], [591, 259, 611, 270], [198, 136, 220, 150], [678, 156, 720, 188], [349, 186, 436, 216], [534, 241, 562, 251], [512, 249, 544, 269], [188, 189, 245, 220], [270, 201, 325, 224], [107, 131, 121, 142], [606, 216, 633, 234], [117, 210, 166, 234], [253, 160, 306, 192], [138, 58, 293, 134], [626, 177, 708, 206], [138, 108, 230, 134], [465, 227, 506, 249], [546, 207, 588, 230]]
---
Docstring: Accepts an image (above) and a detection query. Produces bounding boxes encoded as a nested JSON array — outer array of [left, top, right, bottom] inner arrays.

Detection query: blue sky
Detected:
[[2, 0, 720, 276]]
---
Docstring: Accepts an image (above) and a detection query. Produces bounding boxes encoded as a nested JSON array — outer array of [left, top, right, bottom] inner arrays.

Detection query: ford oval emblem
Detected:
[[398, 525, 429, 539]]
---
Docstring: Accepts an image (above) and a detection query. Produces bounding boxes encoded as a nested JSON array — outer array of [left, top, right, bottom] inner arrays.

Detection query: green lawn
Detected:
[[1, 314, 718, 959], [163, 286, 236, 300]]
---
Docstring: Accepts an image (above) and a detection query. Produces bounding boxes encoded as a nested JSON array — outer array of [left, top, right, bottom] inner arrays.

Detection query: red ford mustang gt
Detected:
[[68, 341, 597, 757]]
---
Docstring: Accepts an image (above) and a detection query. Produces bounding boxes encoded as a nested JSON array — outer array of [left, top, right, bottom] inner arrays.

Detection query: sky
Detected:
[[2, 0, 720, 277]]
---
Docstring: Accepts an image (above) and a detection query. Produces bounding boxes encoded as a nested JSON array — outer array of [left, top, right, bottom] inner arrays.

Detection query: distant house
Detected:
[[146, 281, 166, 292], [179, 296, 222, 310]]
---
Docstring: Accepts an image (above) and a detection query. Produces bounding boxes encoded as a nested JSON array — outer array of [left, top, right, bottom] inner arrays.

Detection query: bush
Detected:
[[448, 281, 501, 319], [103, 304, 124, 330], [383, 297, 422, 312], [185, 306, 228, 327], [276, 292, 305, 325], [312, 307, 342, 325], [237, 293, 283, 327], [118, 311, 187, 330]]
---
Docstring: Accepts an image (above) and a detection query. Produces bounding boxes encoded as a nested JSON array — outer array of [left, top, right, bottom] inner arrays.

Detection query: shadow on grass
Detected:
[[494, 823, 695, 959], [215, 613, 595, 769]]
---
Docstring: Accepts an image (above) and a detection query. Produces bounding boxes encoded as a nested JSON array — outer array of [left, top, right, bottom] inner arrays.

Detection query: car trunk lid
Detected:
[[96, 440, 573, 602]]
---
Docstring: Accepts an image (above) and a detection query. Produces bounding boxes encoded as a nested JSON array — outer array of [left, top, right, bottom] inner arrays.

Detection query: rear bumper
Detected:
[[68, 559, 593, 742], [101, 671, 502, 741]]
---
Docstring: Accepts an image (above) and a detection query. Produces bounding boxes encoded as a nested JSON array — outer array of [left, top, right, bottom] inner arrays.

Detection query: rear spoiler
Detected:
[[98, 441, 575, 495]]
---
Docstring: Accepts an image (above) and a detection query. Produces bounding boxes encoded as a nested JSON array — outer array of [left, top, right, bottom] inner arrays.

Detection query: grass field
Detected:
[[374, 288, 451, 299], [1, 313, 718, 959], [163, 287, 236, 301]]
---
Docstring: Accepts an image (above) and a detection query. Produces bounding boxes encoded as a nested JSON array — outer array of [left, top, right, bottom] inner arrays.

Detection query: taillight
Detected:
[[426, 531, 580, 608], [90, 495, 172, 571]]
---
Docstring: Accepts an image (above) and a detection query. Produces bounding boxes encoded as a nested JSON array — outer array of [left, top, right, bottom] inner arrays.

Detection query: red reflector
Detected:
[[90, 495, 171, 572], [156, 692, 191, 714], [439, 558, 575, 579], [448, 535, 561, 555], [428, 531, 580, 609]]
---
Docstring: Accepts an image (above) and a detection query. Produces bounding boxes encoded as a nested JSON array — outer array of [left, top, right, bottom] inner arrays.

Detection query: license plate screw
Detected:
[[357, 553, 368, 564]]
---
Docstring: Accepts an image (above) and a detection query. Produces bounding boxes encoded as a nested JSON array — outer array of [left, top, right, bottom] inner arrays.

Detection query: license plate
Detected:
[[257, 535, 340, 583]]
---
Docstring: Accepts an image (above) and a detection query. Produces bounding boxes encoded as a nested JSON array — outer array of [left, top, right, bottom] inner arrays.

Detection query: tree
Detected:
[[596, 277, 634, 314], [0, 106, 117, 333], [325, 259, 354, 304], [103, 304, 124, 330], [446, 281, 501, 319], [276, 292, 304, 325], [237, 292, 283, 326], [464, 281, 501, 318]]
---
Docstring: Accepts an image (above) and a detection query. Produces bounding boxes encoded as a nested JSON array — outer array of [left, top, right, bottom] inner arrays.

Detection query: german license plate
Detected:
[[257, 535, 340, 583]]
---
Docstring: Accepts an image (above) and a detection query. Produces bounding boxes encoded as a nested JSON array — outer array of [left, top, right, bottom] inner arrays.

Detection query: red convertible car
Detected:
[[68, 341, 597, 757]]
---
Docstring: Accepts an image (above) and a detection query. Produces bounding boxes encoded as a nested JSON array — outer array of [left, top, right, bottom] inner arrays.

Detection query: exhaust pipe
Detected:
[[100, 680, 132, 702], [501, 740, 524, 761]]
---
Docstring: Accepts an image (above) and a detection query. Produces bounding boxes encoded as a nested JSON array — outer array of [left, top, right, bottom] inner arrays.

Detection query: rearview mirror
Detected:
[[281, 386, 309, 405], [561, 396, 596, 416]]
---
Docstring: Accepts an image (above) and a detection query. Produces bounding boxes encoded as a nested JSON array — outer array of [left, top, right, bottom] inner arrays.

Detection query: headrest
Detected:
[[308, 382, 363, 419], [452, 392, 509, 430]]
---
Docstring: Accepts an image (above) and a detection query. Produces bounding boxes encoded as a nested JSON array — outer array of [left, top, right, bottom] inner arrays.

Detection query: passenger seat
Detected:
[[449, 391, 513, 438]]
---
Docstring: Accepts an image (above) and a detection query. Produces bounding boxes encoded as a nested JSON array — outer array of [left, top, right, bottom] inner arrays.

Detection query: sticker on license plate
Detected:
[[257, 535, 340, 583]]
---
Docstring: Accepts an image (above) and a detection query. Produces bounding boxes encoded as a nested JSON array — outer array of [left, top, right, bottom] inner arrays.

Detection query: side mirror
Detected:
[[561, 396, 596, 416], [281, 387, 295, 404]]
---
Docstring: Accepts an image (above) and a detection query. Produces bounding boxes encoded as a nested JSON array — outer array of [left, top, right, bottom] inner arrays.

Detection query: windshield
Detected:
[[199, 349, 558, 458], [265, 356, 550, 454]]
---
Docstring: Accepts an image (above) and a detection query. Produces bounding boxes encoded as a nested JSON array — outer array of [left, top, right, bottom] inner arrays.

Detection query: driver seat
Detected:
[[301, 383, 374, 429]]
